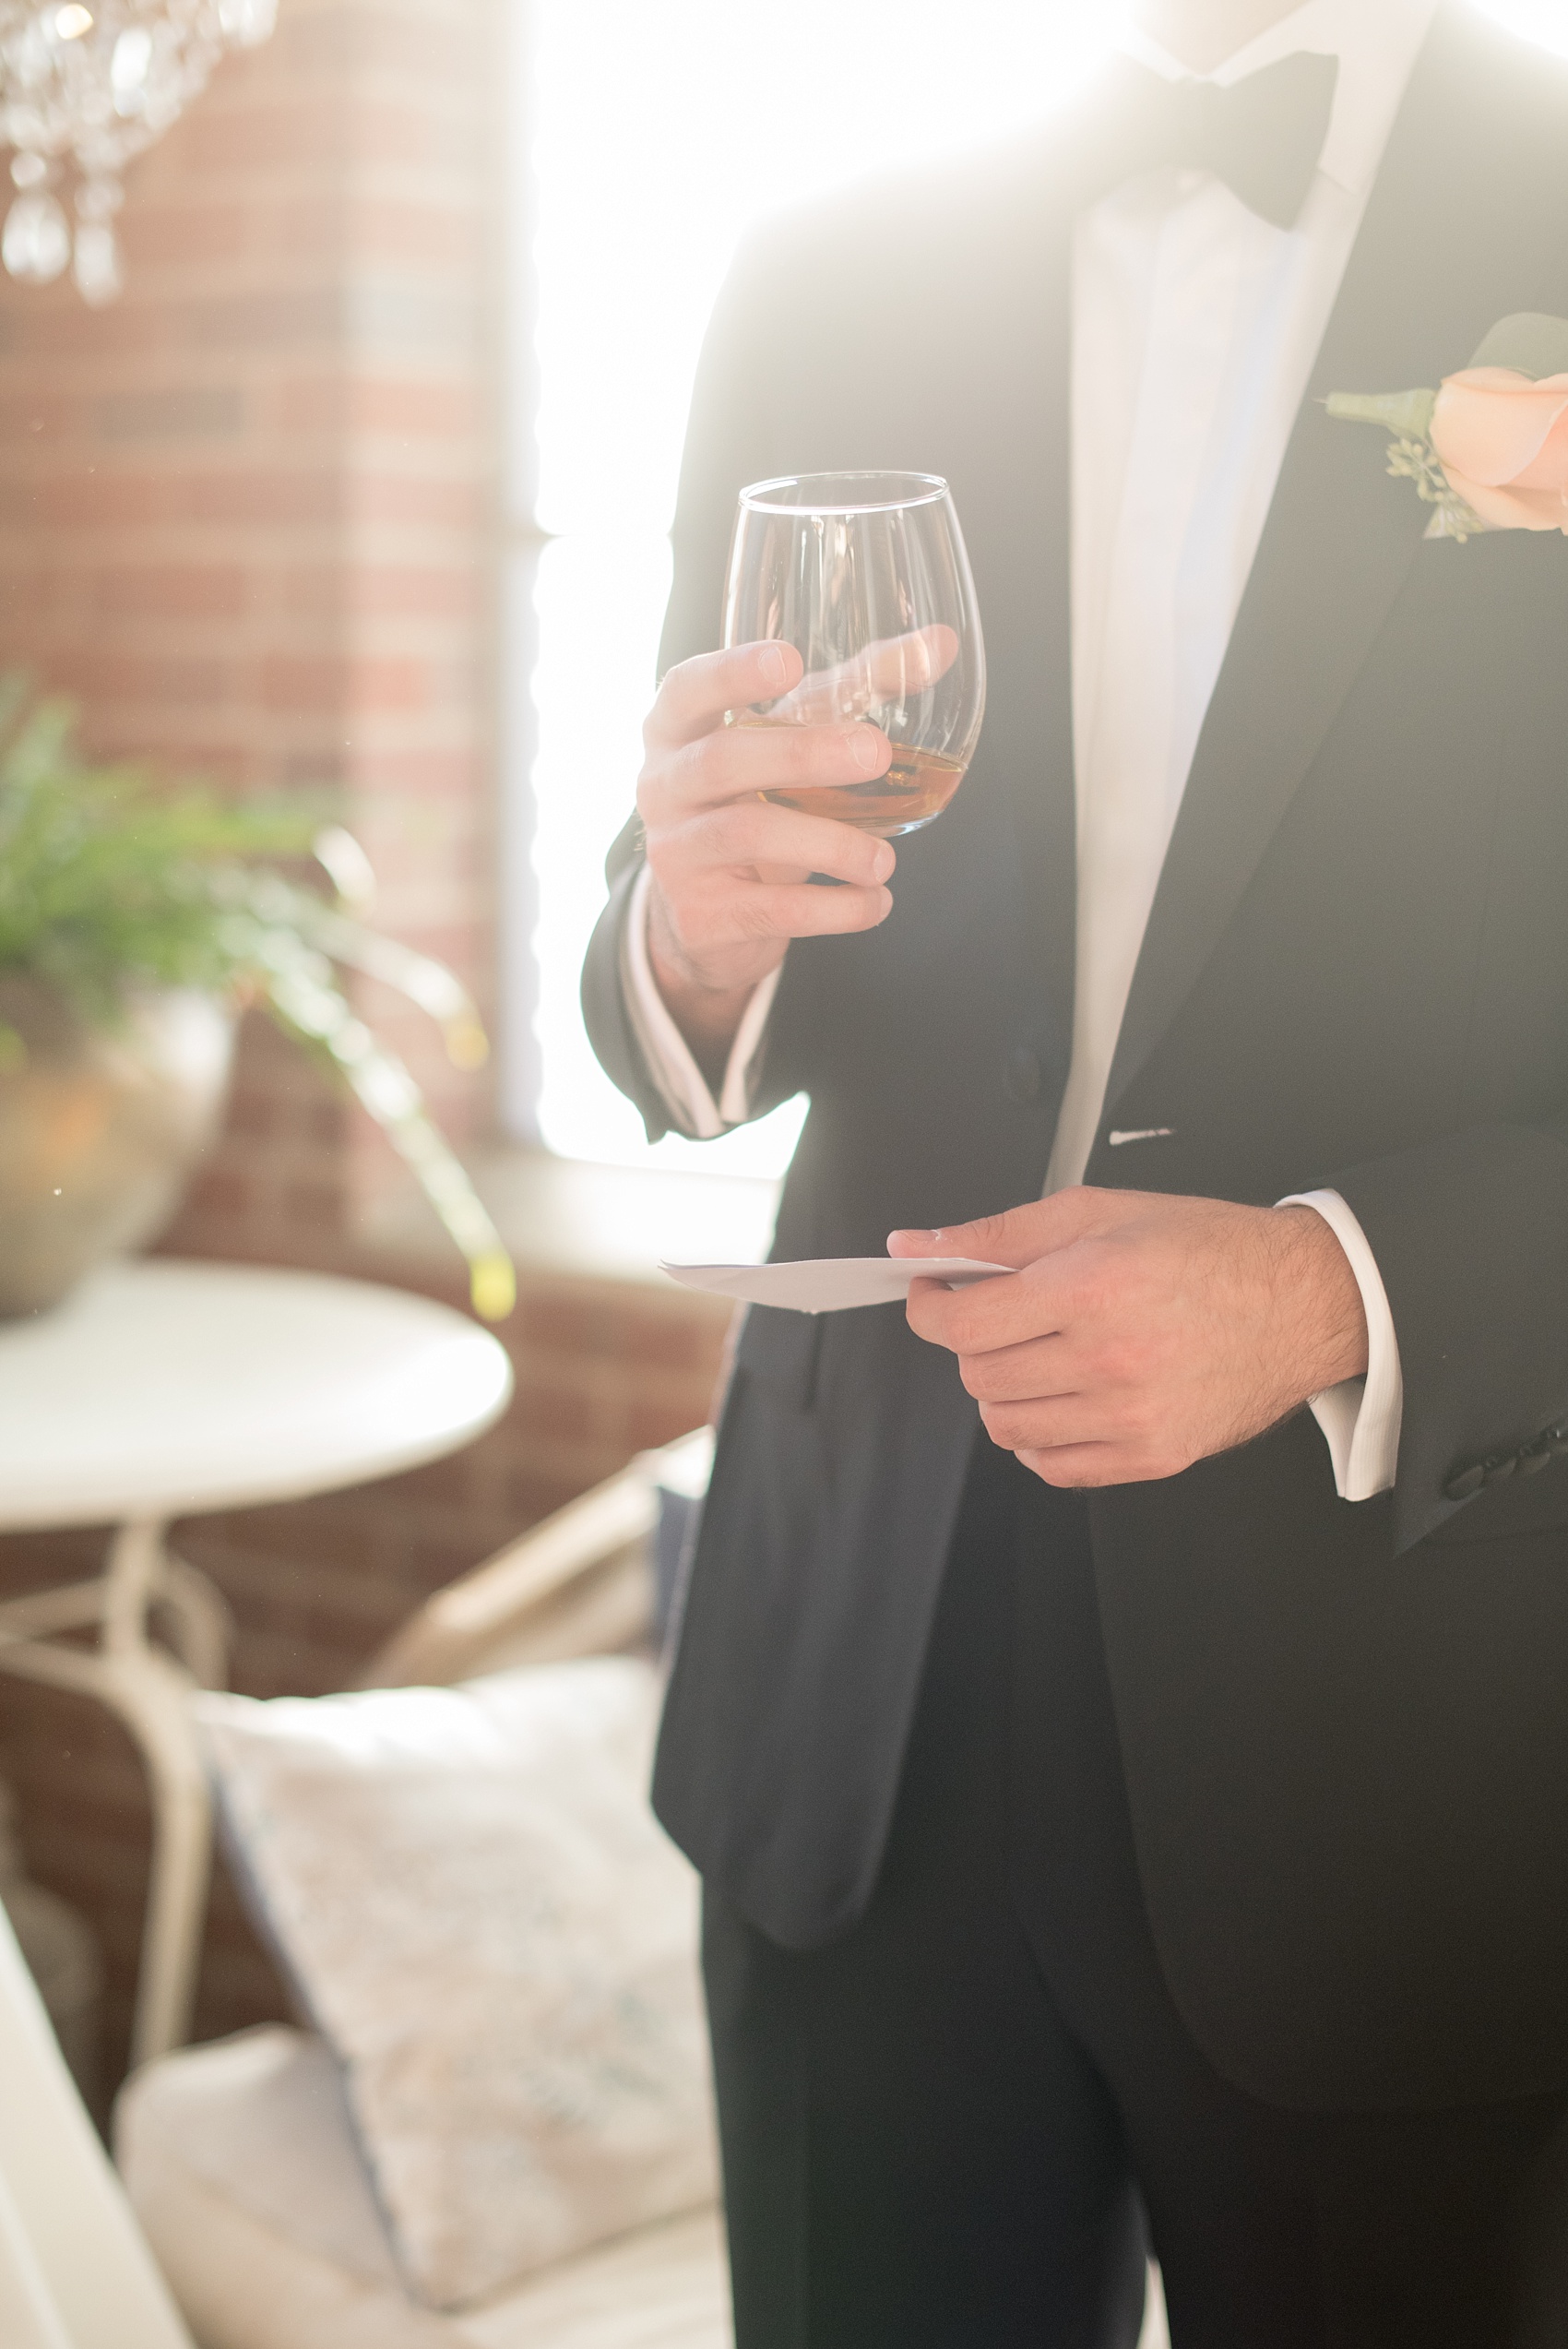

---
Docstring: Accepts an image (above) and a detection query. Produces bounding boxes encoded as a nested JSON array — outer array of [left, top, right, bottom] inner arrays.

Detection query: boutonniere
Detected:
[[1327, 311, 1568, 543]]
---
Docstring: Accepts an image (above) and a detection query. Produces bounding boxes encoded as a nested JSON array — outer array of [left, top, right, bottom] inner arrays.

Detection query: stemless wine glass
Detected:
[[722, 471, 986, 839]]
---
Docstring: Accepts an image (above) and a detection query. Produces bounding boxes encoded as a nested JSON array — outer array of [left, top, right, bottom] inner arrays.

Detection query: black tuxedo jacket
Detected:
[[583, 7, 1568, 2112]]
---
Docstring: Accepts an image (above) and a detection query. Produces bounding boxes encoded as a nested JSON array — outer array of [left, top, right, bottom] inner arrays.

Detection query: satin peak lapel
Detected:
[[1101, 6, 1516, 1125], [979, 149, 1075, 1041], [963, 125, 1093, 1067]]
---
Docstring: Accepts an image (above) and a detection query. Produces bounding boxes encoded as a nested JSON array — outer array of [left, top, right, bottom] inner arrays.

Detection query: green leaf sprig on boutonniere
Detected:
[[1327, 311, 1568, 543]]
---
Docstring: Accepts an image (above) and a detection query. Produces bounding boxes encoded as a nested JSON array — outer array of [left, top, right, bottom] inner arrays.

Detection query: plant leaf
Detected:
[[0, 673, 514, 1315]]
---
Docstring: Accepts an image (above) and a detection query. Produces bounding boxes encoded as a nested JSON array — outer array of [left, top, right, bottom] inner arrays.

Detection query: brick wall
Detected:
[[0, 0, 502, 1230], [0, 0, 735, 2099]]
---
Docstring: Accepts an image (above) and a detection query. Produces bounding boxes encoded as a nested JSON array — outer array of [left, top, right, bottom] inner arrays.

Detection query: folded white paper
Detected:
[[659, 1256, 1013, 1314]]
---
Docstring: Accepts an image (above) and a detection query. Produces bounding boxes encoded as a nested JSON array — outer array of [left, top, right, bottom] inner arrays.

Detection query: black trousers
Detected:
[[702, 1436, 1568, 2347]]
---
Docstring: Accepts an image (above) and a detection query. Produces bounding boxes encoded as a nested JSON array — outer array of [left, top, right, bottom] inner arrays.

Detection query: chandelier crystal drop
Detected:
[[0, 0, 277, 304]]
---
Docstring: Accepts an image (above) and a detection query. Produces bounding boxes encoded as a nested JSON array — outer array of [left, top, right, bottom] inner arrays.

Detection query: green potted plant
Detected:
[[0, 675, 515, 1322]]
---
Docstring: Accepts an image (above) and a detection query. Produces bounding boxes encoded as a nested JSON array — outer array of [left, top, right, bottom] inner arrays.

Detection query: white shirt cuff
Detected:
[[1277, 1188, 1404, 1502], [621, 864, 782, 1139]]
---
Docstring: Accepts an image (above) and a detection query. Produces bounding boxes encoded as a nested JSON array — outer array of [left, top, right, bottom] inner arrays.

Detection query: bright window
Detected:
[[504, 0, 1111, 1175]]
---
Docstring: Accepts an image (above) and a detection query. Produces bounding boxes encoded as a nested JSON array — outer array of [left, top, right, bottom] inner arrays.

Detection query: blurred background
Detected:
[[0, 0, 1563, 2110]]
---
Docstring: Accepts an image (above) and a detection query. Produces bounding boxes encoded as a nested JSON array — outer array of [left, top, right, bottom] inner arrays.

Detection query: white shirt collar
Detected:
[[1121, 0, 1440, 201]]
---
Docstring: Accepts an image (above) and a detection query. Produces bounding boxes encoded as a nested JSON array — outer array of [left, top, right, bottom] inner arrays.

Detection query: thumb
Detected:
[[887, 1198, 1075, 1271]]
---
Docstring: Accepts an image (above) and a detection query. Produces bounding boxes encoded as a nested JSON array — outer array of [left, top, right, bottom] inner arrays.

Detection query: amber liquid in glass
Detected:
[[757, 742, 968, 839]]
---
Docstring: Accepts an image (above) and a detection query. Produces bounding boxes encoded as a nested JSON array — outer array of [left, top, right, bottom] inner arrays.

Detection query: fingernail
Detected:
[[758, 644, 788, 692], [849, 727, 882, 774], [872, 843, 895, 882]]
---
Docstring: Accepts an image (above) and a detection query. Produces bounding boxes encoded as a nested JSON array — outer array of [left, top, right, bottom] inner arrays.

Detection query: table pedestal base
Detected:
[[0, 1522, 232, 2068]]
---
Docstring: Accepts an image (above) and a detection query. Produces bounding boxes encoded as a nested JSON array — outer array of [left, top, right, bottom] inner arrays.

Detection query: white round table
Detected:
[[0, 1261, 513, 2064]]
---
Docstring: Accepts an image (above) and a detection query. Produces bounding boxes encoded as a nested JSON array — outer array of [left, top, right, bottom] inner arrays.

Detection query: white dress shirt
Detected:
[[625, 0, 1438, 1502]]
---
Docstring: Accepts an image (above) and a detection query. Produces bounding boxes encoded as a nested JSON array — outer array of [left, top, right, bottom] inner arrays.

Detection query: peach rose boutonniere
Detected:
[[1327, 311, 1568, 543]]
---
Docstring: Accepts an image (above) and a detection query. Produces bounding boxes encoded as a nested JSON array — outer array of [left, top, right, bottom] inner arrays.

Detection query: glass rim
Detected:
[[738, 470, 950, 518]]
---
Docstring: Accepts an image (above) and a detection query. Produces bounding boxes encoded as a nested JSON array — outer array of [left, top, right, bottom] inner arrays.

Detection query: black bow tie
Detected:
[[1093, 51, 1339, 229]]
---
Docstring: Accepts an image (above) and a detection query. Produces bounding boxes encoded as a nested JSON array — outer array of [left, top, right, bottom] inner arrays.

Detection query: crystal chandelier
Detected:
[[0, 0, 276, 305]]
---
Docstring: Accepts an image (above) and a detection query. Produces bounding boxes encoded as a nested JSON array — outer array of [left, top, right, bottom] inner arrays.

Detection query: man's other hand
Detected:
[[638, 641, 897, 1070], [890, 1190, 1369, 1488]]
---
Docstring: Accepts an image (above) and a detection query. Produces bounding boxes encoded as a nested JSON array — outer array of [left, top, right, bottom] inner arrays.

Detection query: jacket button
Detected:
[[1002, 1045, 1041, 1103], [1484, 1453, 1517, 1485], [1443, 1463, 1486, 1502]]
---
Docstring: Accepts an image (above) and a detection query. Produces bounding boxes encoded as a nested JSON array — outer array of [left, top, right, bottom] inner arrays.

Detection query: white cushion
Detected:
[[116, 2027, 731, 2349], [196, 1662, 719, 2310]]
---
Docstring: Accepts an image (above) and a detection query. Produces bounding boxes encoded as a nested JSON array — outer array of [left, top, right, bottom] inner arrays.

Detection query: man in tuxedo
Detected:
[[581, 1, 1568, 2338]]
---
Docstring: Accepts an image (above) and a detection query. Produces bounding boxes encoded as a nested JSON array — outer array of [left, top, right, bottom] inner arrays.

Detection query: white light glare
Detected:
[[111, 26, 152, 89], [53, 5, 93, 37], [1474, 1, 1568, 58]]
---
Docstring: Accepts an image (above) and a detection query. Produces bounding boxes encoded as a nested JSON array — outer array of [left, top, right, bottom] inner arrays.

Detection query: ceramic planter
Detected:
[[0, 976, 235, 1318]]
